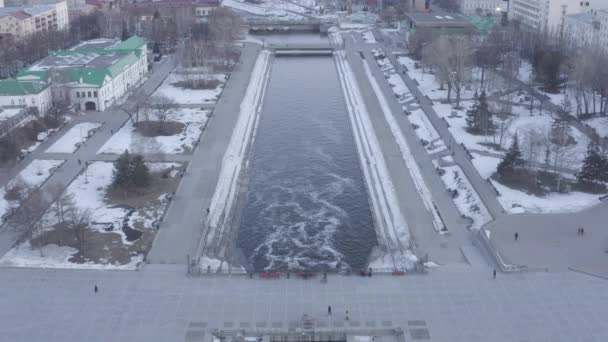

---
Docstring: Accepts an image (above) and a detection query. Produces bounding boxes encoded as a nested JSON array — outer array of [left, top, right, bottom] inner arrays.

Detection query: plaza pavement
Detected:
[[1, 265, 608, 342]]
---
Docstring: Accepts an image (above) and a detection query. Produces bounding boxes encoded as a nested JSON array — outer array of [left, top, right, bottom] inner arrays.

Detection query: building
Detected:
[[125, 0, 221, 23], [458, 0, 506, 15], [563, 9, 608, 51], [508, 0, 608, 32], [403, 12, 476, 40], [0, 79, 51, 113], [0, 1, 68, 39], [0, 36, 147, 112]]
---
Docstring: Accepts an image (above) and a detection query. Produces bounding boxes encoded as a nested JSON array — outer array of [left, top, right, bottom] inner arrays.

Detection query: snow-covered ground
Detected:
[[471, 153, 500, 179], [1, 242, 143, 270], [1, 161, 177, 269], [440, 165, 491, 229], [21, 117, 72, 155], [154, 73, 226, 105], [98, 108, 210, 154], [45, 122, 101, 153], [371, 49, 446, 154], [222, 0, 306, 19], [362, 30, 376, 43], [0, 159, 64, 221], [336, 51, 417, 270], [361, 58, 446, 234], [585, 117, 608, 138], [491, 180, 600, 214]]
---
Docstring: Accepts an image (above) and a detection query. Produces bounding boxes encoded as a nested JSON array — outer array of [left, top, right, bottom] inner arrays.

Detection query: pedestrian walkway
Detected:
[[0, 265, 607, 342]]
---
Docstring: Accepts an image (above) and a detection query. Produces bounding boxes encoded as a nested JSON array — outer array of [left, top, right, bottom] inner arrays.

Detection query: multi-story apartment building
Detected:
[[0, 1, 68, 39], [563, 9, 608, 51], [508, 0, 608, 32], [459, 0, 506, 15]]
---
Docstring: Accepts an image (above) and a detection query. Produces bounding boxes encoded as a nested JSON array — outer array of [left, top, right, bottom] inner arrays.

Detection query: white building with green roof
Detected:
[[0, 79, 52, 114], [1, 35, 148, 113]]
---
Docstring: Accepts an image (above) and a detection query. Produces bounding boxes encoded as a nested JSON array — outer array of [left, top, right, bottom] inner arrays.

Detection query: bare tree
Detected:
[[67, 207, 91, 254], [11, 188, 51, 254], [149, 94, 177, 133], [121, 89, 147, 125]]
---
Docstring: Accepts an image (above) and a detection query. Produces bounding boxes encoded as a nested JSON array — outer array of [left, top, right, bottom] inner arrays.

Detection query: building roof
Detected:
[[0, 3, 55, 20], [566, 12, 595, 25], [15, 36, 146, 88], [8, 11, 31, 20], [0, 79, 48, 96], [405, 12, 474, 28]]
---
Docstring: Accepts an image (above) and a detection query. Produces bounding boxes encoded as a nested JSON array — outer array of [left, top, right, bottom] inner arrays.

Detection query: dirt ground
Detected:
[[33, 166, 182, 266]]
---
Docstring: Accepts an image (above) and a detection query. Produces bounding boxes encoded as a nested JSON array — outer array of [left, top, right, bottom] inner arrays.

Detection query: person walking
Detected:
[[345, 310, 349, 321], [94, 285, 98, 293], [328, 305, 331, 316], [514, 232, 519, 241], [78, 159, 82, 165], [493, 269, 496, 279]]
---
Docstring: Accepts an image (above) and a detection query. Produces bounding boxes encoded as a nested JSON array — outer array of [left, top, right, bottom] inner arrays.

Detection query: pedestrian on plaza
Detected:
[[581, 228, 585, 235], [345, 310, 349, 321], [206, 208, 210, 215], [328, 305, 332, 316], [110, 129, 114, 134], [94, 285, 98, 293], [78, 159, 81, 165], [368, 267, 372, 277], [514, 232, 519, 241], [493, 269, 496, 279]]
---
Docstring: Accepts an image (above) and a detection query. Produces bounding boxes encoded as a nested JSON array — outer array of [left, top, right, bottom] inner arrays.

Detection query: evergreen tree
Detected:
[[497, 134, 525, 177], [578, 140, 607, 185], [121, 21, 129, 41], [112, 150, 132, 190], [466, 92, 480, 131], [131, 155, 150, 188]]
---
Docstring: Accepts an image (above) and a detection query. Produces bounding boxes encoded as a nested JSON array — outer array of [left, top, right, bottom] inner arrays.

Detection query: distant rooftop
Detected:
[[405, 12, 472, 25], [70, 38, 120, 51], [0, 3, 55, 19], [567, 11, 596, 25]]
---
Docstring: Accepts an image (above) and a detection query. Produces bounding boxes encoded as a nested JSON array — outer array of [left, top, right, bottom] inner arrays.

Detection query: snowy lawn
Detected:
[[222, 0, 305, 19], [45, 122, 101, 153], [440, 165, 492, 229], [491, 179, 601, 214], [585, 117, 608, 138], [471, 153, 500, 179], [0, 161, 181, 269], [98, 108, 211, 154], [362, 31, 376, 43], [154, 73, 226, 105], [0, 159, 64, 221]]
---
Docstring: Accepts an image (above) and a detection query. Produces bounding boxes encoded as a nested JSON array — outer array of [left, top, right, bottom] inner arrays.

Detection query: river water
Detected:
[[236, 51, 376, 272]]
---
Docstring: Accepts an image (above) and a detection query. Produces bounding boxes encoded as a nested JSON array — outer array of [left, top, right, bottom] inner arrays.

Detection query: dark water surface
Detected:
[[236, 56, 376, 271]]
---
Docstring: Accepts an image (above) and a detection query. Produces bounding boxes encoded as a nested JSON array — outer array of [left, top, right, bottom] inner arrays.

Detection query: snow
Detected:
[[98, 108, 210, 154], [440, 165, 492, 230], [361, 58, 446, 233], [222, 0, 306, 19], [45, 122, 101, 153], [0, 242, 143, 270], [586, 117, 608, 138], [0, 159, 64, 221], [518, 61, 533, 83], [362, 31, 376, 43], [471, 153, 500, 179], [154, 73, 226, 105], [335, 51, 417, 270], [0, 107, 23, 121], [206, 51, 271, 255], [492, 180, 601, 214]]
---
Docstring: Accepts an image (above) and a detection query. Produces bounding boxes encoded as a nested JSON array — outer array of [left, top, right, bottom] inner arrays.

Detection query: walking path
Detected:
[[147, 43, 262, 264], [1, 265, 607, 342]]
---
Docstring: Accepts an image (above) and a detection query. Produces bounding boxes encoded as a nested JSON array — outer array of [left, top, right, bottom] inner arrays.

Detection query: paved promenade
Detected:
[[147, 43, 262, 264], [1, 265, 607, 342]]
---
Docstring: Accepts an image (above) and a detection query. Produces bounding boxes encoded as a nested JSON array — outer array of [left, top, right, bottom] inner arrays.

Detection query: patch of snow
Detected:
[[492, 180, 601, 214], [471, 153, 500, 179], [0, 242, 142, 270], [154, 73, 226, 105], [46, 122, 101, 153], [424, 261, 440, 268], [362, 30, 376, 43], [362, 58, 446, 233], [440, 165, 492, 230], [98, 108, 210, 154]]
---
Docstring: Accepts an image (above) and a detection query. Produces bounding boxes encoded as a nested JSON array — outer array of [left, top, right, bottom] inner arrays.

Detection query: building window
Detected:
[[94, 91, 98, 97], [88, 91, 91, 97], [76, 92, 80, 98]]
